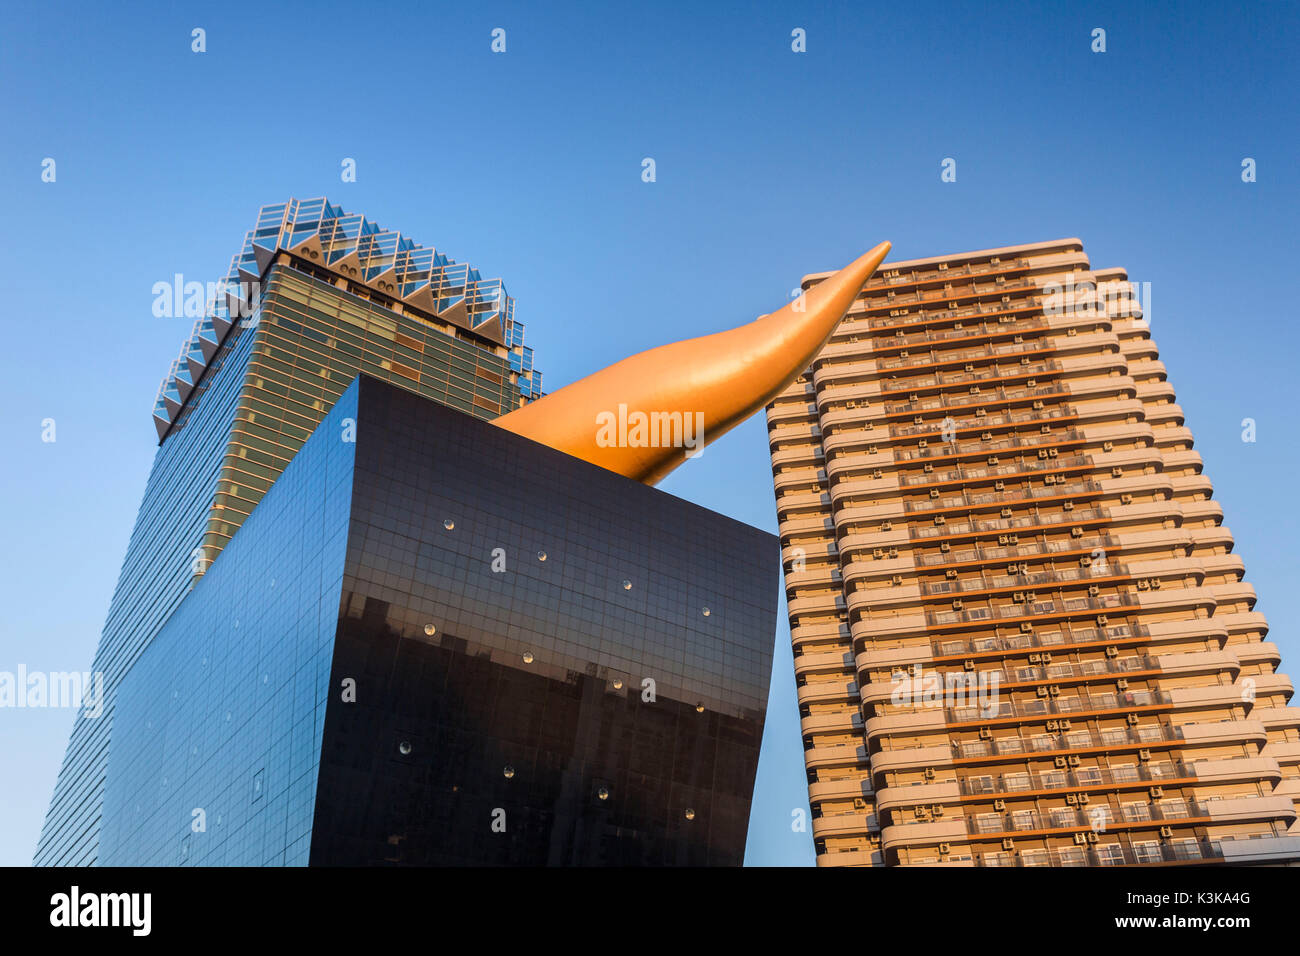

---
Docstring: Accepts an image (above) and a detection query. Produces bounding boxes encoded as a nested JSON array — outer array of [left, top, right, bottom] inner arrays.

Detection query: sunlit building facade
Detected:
[[768, 239, 1300, 867]]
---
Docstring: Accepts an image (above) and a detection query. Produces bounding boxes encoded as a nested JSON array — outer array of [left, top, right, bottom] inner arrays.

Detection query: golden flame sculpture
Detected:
[[493, 241, 891, 485]]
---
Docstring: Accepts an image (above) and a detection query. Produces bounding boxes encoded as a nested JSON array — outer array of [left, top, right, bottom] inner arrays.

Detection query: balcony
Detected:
[[915, 534, 1118, 569], [918, 562, 1128, 598], [882, 382, 1069, 417], [909, 506, 1109, 541], [923, 589, 1135, 629], [976, 838, 1223, 867], [957, 759, 1187, 797], [904, 480, 1102, 517], [930, 622, 1145, 660]]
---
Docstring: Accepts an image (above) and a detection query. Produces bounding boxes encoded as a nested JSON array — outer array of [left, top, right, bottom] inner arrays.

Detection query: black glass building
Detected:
[[37, 200, 542, 866], [98, 376, 778, 865]]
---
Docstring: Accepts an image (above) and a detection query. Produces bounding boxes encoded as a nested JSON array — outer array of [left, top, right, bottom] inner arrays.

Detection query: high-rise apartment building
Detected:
[[768, 239, 1300, 867], [37, 199, 543, 865]]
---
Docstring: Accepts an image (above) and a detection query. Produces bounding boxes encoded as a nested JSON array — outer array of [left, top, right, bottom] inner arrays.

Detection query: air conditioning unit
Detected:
[[891, 575, 903, 586], [994, 481, 1005, 491], [1120, 494, 1133, 505], [924, 767, 936, 780], [1097, 615, 1109, 625], [881, 521, 893, 531], [1045, 718, 1058, 729], [998, 534, 1009, 545], [1037, 686, 1049, 697], [1065, 793, 1078, 805], [979, 727, 992, 739], [1001, 838, 1014, 850], [1073, 832, 1088, 845], [1033, 400, 1044, 410], [853, 797, 867, 809], [924, 463, 934, 473], [1117, 678, 1129, 690], [873, 548, 884, 559], [868, 445, 878, 454], [1111, 467, 1123, 478], [964, 364, 975, 373], [1059, 719, 1070, 730], [938, 843, 951, 854], [1071, 527, 1084, 538], [1055, 757, 1067, 768], [1105, 646, 1119, 658], [888, 548, 899, 558], [952, 600, 963, 611], [1139, 749, 1151, 760], [1079, 556, 1092, 566], [934, 516, 946, 525], [918, 439, 928, 449], [994, 799, 1006, 811], [930, 489, 940, 499], [1067, 756, 1081, 767], [1048, 448, 1059, 458], [1159, 826, 1173, 838], [1078, 793, 1090, 805], [988, 456, 999, 465], [1150, 786, 1164, 798], [939, 542, 951, 553], [1127, 714, 1140, 725], [1088, 585, 1100, 597], [1020, 622, 1033, 633], [946, 569, 958, 579], [1013, 591, 1026, 602], [873, 470, 884, 479], [1102, 441, 1113, 452], [965, 660, 976, 671], [1000, 508, 1013, 518], [1086, 832, 1099, 844], [1063, 501, 1075, 511], [1038, 449, 1049, 460]]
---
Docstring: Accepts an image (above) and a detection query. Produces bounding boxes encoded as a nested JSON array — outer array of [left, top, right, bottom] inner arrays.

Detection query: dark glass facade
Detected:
[[38, 198, 542, 866], [100, 376, 778, 866]]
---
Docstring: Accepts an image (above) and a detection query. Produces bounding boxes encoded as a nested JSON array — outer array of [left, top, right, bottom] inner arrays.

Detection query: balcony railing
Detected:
[[901, 453, 1092, 489], [889, 405, 1073, 440], [882, 383, 1067, 416], [918, 562, 1127, 596], [909, 506, 1108, 540], [944, 686, 1166, 725], [931, 622, 1143, 659], [976, 838, 1222, 867], [877, 361, 1062, 396], [905, 481, 1103, 516], [954, 720, 1178, 759], [958, 759, 1187, 796], [894, 428, 1083, 463]]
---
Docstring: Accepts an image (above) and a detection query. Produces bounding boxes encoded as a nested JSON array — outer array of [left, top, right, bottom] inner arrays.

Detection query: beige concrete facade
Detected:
[[767, 239, 1300, 866]]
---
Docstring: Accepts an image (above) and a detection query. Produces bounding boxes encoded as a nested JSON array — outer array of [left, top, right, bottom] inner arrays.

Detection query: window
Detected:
[[1160, 798, 1190, 820], [1049, 806, 1077, 827], [1058, 846, 1087, 866], [1075, 766, 1103, 785], [1122, 802, 1152, 822], [1132, 842, 1163, 864], [1094, 844, 1126, 866], [1021, 849, 1050, 867], [1003, 772, 1031, 791], [1012, 810, 1038, 830]]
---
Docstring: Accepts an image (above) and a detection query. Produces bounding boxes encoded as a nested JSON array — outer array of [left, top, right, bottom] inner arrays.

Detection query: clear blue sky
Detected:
[[1, 0, 1296, 867]]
